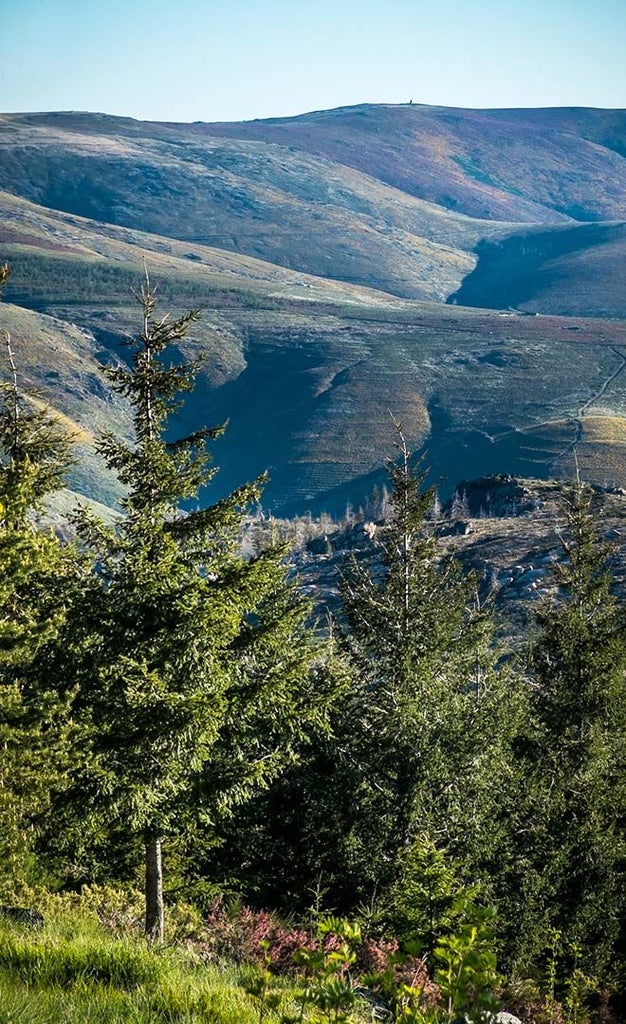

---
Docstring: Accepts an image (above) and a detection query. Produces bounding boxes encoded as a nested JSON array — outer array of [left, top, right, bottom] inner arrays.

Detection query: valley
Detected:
[[1, 102, 625, 515]]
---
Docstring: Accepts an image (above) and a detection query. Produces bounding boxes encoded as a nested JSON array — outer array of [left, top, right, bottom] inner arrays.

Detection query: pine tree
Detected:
[[0, 267, 80, 890], [523, 479, 626, 976], [229, 426, 519, 923], [532, 481, 623, 758], [196, 636, 357, 914], [340, 426, 500, 862], [61, 277, 319, 942]]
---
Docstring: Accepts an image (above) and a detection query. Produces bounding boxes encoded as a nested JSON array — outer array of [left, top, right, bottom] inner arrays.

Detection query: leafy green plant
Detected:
[[432, 903, 501, 1024], [536, 933, 597, 1024], [363, 902, 501, 1024], [543, 929, 561, 1024], [242, 941, 286, 1022], [292, 918, 362, 1024], [564, 965, 597, 1024], [362, 939, 439, 1024]]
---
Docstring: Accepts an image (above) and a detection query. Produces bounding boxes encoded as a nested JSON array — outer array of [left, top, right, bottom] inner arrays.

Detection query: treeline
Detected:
[[1, 267, 626, 1014], [1, 249, 282, 309]]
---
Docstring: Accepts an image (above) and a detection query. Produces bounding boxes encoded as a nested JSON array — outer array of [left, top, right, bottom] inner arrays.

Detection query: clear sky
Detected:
[[2, 0, 624, 123]]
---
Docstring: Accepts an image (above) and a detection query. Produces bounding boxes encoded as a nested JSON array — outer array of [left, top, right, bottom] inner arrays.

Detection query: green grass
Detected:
[[0, 915, 287, 1024], [0, 970, 272, 1023]]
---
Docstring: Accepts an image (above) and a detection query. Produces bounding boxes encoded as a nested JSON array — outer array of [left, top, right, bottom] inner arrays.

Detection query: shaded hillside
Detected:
[[3, 103, 626, 514], [3, 214, 626, 514], [0, 114, 514, 300], [450, 222, 626, 318], [199, 103, 626, 223], [0, 191, 407, 324], [2, 105, 625, 312]]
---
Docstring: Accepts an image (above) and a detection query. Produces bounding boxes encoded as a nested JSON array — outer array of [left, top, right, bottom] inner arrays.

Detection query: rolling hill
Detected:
[[199, 103, 626, 222], [1, 103, 626, 514], [0, 111, 517, 301]]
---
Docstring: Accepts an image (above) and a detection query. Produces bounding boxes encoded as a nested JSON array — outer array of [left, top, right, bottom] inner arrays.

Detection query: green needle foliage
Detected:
[[522, 480, 626, 979], [0, 338, 74, 659], [532, 481, 626, 755], [55, 276, 319, 943], [0, 265, 81, 893], [337, 424, 512, 907], [230, 425, 519, 923]]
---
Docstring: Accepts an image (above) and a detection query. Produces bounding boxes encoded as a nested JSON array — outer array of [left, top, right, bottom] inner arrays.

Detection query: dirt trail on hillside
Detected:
[[579, 346, 626, 416], [551, 345, 626, 464]]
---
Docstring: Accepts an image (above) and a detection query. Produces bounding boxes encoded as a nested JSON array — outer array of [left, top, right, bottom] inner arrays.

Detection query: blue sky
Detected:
[[2, 0, 624, 122]]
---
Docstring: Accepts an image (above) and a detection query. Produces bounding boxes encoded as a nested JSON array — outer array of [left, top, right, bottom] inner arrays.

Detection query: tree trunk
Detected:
[[145, 830, 164, 945]]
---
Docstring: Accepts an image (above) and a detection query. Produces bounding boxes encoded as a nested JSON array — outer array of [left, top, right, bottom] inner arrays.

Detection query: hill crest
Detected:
[[2, 101, 626, 515]]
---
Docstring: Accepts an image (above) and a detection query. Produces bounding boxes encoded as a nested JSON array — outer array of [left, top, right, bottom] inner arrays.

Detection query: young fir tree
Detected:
[[339, 425, 505, 876], [523, 479, 626, 978], [233, 425, 517, 920], [192, 634, 356, 913], [0, 264, 80, 890], [61, 278, 320, 943]]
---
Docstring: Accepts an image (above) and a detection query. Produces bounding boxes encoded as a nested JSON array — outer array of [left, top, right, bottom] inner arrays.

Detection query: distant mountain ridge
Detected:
[[1, 102, 626, 514], [196, 103, 626, 222], [2, 103, 626, 305]]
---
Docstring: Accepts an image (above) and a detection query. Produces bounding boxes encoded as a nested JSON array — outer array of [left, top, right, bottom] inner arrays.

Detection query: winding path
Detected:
[[551, 345, 626, 465]]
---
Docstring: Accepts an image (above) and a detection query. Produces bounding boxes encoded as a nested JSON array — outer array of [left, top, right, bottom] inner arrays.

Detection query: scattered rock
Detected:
[[440, 520, 474, 537], [494, 1012, 524, 1024], [354, 986, 392, 1021]]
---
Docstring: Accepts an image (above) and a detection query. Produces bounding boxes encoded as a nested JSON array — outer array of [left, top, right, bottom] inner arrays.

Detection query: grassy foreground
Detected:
[[0, 911, 297, 1024]]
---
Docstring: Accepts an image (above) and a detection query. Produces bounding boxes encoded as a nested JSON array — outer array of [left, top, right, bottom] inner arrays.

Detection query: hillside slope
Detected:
[[2, 103, 626, 513], [450, 222, 626, 317], [4, 234, 626, 514], [0, 113, 518, 300], [199, 103, 626, 222]]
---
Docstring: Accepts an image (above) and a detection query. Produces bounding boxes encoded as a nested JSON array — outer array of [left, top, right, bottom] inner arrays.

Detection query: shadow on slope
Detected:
[[449, 223, 626, 318]]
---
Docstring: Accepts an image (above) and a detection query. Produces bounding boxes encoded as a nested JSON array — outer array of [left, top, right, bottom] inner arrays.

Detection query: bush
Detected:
[[198, 897, 313, 973]]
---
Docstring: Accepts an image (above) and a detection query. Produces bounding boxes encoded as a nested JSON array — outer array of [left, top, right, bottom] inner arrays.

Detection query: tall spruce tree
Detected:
[[228, 426, 517, 921], [0, 264, 80, 890], [61, 278, 319, 943], [524, 479, 626, 977]]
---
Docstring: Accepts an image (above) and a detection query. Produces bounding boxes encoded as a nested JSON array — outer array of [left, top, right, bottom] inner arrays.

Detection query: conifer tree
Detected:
[[61, 277, 319, 943], [524, 479, 626, 976], [339, 425, 503, 876], [243, 425, 516, 919], [0, 265, 80, 889]]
